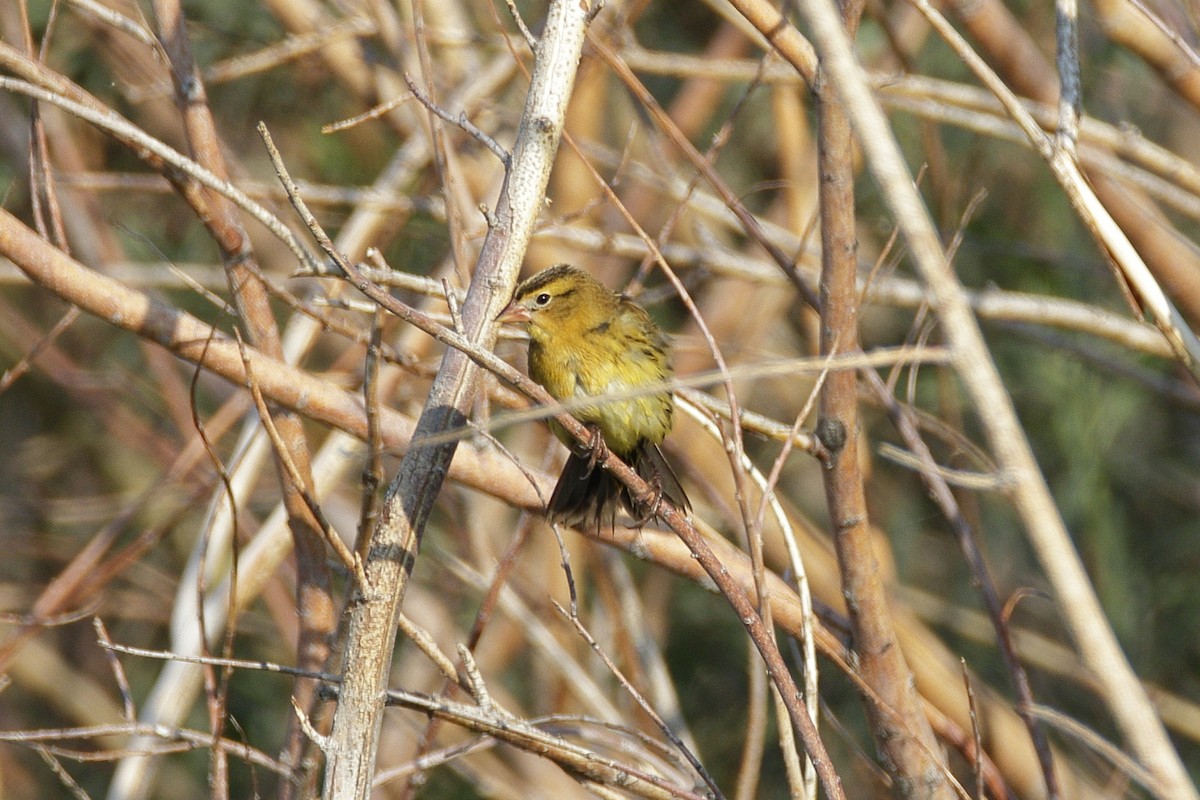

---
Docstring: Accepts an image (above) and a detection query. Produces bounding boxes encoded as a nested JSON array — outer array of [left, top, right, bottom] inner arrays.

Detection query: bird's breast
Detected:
[[526, 321, 673, 455]]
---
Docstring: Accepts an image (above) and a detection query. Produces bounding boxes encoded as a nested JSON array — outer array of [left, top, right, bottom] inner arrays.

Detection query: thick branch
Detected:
[[319, 2, 592, 798], [149, 5, 333, 795], [813, 9, 956, 797], [787, 2, 1199, 798]]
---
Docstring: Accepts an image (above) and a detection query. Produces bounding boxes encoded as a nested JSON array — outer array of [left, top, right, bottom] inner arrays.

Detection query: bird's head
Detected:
[[497, 264, 614, 342]]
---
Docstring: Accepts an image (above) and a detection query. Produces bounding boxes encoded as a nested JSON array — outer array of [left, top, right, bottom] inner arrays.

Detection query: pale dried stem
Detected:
[[811, 3, 957, 790], [316, 1, 591, 796], [100, 47, 518, 800], [784, 0, 1198, 796]]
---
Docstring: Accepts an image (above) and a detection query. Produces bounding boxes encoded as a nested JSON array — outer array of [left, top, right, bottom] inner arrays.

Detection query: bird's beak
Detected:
[[496, 301, 529, 324]]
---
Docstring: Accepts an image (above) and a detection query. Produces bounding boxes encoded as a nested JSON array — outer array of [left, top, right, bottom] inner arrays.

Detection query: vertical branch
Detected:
[[862, 369, 1061, 798], [319, 2, 593, 797], [1053, 0, 1080, 153], [812, 7, 957, 798], [796, 0, 1200, 798], [148, 4, 334, 796]]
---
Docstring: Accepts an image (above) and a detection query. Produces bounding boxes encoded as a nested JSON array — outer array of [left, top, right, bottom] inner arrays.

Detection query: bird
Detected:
[[498, 264, 689, 529]]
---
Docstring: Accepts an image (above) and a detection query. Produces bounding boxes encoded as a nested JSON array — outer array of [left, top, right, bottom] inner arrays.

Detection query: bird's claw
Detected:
[[583, 424, 608, 473], [629, 476, 667, 527]]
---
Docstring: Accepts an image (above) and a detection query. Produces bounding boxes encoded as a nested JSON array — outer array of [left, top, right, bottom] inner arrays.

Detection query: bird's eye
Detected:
[[534, 292, 552, 307]]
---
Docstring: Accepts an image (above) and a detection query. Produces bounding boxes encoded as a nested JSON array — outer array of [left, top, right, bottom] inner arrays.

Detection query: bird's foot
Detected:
[[629, 476, 668, 527], [582, 424, 608, 473]]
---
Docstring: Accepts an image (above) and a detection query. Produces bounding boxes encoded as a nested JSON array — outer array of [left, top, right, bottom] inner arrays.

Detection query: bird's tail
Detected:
[[547, 443, 689, 530], [547, 450, 622, 530]]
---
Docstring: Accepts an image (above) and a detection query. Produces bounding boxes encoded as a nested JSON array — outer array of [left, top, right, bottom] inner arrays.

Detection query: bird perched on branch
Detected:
[[498, 264, 689, 528]]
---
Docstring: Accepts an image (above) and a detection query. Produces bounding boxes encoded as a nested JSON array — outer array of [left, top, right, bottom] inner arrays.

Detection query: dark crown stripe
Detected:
[[517, 263, 580, 297]]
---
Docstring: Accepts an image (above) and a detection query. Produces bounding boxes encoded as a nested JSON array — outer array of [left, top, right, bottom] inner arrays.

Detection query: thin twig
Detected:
[[555, 601, 726, 800], [400, 71, 510, 163], [776, 0, 1196, 794]]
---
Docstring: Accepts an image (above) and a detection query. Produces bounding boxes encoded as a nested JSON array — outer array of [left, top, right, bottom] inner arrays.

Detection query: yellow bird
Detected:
[[499, 264, 689, 528]]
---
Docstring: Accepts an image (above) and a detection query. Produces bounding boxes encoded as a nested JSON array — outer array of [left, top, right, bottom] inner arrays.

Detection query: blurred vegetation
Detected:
[[2, 0, 1200, 798]]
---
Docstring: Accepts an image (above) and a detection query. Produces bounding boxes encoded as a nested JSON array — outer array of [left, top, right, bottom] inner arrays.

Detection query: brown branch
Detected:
[[788, 0, 1200, 795], [259, 123, 851, 800], [283, 192, 857, 797], [0, 207, 540, 506], [587, 36, 820, 310], [865, 368, 1061, 798], [811, 5, 957, 796], [946, 0, 1200, 333], [307, 0, 592, 795], [95, 640, 712, 800], [1090, 0, 1200, 113], [148, 5, 334, 794]]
